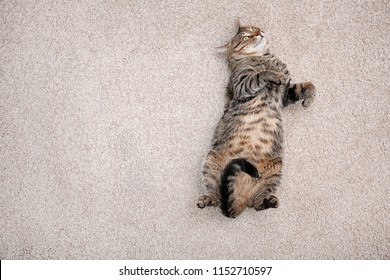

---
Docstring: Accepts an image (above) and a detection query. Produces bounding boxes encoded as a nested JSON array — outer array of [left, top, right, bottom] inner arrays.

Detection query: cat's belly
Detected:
[[226, 108, 283, 161], [212, 96, 284, 166]]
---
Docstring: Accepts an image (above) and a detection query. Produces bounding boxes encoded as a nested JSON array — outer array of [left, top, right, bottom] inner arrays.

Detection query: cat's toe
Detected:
[[277, 75, 288, 85], [197, 200, 206, 208], [266, 195, 279, 208], [302, 96, 313, 107], [302, 82, 316, 107]]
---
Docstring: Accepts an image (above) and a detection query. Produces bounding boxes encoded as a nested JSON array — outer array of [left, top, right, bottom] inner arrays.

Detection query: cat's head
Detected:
[[225, 21, 269, 62]]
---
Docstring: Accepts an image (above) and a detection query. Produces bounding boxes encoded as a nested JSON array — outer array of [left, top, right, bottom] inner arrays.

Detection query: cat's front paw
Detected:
[[197, 194, 218, 208], [275, 74, 288, 85], [302, 82, 316, 107]]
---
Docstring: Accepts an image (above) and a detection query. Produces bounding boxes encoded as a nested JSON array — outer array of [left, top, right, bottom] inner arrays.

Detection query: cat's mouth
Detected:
[[254, 35, 263, 47]]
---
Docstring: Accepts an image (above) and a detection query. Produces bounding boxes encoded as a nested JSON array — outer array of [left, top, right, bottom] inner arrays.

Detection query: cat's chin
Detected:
[[254, 35, 264, 46], [253, 35, 268, 52], [241, 36, 268, 56], [237, 40, 268, 58]]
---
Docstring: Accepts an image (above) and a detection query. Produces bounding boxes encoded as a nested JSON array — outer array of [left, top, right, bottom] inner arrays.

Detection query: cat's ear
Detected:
[[236, 17, 243, 29], [236, 17, 244, 30]]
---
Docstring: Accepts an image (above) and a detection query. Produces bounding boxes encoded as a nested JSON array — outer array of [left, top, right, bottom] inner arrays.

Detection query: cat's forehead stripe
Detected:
[[239, 28, 261, 36]]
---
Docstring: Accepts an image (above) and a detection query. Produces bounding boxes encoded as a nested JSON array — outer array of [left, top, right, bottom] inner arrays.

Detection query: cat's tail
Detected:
[[220, 158, 260, 218]]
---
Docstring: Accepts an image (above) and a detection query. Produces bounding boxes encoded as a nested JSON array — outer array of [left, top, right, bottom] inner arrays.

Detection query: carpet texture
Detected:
[[1, 0, 389, 259]]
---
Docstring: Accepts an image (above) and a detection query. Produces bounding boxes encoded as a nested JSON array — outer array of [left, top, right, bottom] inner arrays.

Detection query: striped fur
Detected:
[[197, 23, 316, 218], [220, 158, 260, 217]]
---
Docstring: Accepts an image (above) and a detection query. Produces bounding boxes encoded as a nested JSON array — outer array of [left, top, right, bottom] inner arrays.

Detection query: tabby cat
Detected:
[[197, 22, 315, 218]]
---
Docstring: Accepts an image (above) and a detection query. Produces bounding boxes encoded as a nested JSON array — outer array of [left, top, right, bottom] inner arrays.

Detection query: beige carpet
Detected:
[[1, 0, 389, 259]]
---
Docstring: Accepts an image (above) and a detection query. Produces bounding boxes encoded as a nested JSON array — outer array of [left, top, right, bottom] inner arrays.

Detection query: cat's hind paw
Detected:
[[197, 194, 218, 208], [254, 195, 279, 211]]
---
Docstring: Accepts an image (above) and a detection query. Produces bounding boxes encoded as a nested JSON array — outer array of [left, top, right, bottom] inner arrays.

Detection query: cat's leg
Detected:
[[250, 158, 282, 211], [230, 71, 288, 101], [282, 82, 316, 107], [257, 70, 288, 85], [239, 71, 288, 100], [197, 151, 223, 208]]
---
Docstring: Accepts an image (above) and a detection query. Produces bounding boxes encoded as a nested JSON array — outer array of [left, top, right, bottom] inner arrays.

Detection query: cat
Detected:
[[197, 21, 315, 218]]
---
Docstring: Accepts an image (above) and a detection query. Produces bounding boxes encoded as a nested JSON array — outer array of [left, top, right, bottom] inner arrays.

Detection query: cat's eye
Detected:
[[250, 27, 259, 32], [242, 36, 249, 41]]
